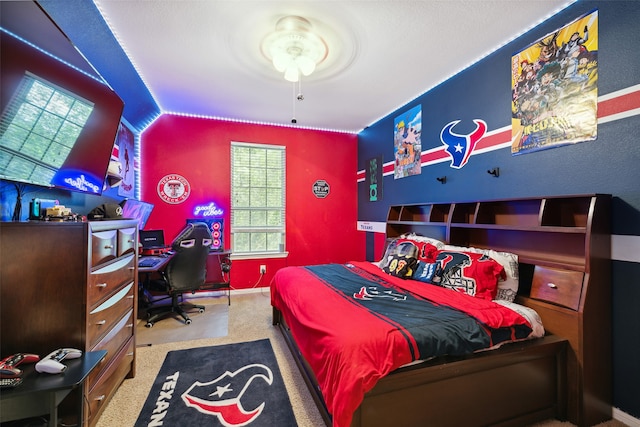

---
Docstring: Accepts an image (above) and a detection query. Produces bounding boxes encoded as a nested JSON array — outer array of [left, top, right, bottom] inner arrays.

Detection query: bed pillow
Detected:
[[412, 260, 443, 284], [399, 238, 439, 263], [432, 250, 506, 301], [379, 237, 439, 269], [382, 253, 419, 279], [443, 244, 519, 302], [401, 233, 445, 250]]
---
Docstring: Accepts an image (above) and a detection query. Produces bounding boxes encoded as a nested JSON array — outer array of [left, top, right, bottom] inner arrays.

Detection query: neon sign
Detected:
[[194, 202, 224, 217], [61, 174, 101, 193]]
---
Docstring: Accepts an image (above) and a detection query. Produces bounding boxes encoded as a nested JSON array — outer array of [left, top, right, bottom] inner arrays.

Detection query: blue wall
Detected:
[[358, 0, 640, 419]]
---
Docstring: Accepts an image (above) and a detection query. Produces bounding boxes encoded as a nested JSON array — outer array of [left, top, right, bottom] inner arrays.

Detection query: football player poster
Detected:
[[394, 105, 422, 178], [116, 121, 136, 198], [511, 9, 598, 155]]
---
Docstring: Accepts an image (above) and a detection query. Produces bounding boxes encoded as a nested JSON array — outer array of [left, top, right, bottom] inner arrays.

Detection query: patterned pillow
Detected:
[[398, 238, 438, 262], [401, 233, 446, 250], [382, 254, 419, 279], [432, 250, 506, 301], [443, 244, 519, 302], [412, 260, 443, 284], [379, 238, 438, 269]]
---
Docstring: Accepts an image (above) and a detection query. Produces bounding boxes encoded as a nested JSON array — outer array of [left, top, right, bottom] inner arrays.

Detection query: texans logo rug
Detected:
[[134, 339, 297, 427]]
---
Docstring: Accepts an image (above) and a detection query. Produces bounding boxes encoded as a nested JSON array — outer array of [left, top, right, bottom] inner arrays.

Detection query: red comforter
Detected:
[[271, 261, 534, 427]]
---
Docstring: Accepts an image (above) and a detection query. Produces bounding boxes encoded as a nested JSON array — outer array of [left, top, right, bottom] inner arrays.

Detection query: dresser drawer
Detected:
[[88, 283, 135, 348], [92, 229, 119, 266], [88, 254, 136, 308], [531, 266, 584, 310], [88, 310, 134, 388], [118, 227, 138, 257], [87, 337, 135, 427]]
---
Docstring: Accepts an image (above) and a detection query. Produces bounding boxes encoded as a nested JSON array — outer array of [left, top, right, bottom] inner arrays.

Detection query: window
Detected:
[[0, 73, 94, 187], [231, 142, 285, 256]]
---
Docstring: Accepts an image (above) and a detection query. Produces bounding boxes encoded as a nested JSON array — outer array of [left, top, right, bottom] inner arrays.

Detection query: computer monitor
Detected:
[[120, 199, 154, 230], [139, 229, 166, 250]]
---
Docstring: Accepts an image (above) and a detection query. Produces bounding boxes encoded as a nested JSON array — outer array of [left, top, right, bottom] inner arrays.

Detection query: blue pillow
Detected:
[[412, 260, 442, 284]]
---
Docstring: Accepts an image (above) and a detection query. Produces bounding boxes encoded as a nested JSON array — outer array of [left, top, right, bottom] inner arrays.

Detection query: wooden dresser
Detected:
[[0, 220, 138, 427]]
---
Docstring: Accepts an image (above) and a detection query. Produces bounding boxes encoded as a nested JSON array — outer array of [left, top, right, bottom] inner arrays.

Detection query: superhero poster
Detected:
[[511, 9, 598, 155], [394, 105, 422, 179]]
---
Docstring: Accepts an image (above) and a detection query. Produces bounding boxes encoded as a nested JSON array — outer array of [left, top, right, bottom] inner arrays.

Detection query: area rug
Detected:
[[137, 303, 229, 347], [134, 339, 298, 427]]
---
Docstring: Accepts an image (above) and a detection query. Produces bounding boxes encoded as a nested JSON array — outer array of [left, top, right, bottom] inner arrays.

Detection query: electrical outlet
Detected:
[[260, 265, 266, 274]]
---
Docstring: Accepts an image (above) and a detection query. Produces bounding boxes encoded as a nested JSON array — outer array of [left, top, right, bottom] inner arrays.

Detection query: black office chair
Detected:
[[144, 222, 213, 327]]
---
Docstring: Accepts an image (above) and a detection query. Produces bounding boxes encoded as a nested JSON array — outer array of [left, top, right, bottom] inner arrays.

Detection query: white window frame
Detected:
[[230, 141, 286, 259]]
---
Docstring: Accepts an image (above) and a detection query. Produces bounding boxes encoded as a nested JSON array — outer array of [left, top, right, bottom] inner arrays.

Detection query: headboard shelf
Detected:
[[449, 223, 587, 233], [475, 199, 541, 226], [385, 193, 611, 426]]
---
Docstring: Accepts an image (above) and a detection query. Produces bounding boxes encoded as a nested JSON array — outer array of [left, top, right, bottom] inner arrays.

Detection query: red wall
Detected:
[[140, 115, 365, 289]]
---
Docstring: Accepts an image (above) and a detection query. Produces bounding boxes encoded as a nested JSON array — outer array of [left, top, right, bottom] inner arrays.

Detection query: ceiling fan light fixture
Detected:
[[261, 15, 328, 82]]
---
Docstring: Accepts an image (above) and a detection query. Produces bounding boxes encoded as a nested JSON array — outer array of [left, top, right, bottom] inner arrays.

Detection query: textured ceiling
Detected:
[[46, 1, 576, 133]]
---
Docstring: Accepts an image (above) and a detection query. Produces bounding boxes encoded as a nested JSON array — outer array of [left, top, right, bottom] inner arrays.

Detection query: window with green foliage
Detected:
[[231, 142, 285, 255], [0, 73, 94, 187]]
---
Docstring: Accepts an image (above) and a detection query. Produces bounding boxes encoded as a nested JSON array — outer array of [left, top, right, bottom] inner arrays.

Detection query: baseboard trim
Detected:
[[614, 407, 640, 427], [190, 287, 270, 300]]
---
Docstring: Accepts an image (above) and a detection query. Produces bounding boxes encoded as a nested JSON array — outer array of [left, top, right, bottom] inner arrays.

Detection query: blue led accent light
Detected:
[[0, 27, 109, 85]]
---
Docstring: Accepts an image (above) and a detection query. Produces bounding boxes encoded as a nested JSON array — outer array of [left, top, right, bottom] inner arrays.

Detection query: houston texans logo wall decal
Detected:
[[440, 119, 487, 169]]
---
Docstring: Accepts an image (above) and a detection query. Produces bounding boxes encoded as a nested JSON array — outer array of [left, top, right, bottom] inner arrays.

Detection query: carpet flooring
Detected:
[[96, 291, 631, 427], [136, 302, 228, 346]]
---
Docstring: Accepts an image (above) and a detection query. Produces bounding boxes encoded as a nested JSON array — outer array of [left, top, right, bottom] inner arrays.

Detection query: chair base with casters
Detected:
[[142, 222, 214, 327], [144, 292, 205, 327]]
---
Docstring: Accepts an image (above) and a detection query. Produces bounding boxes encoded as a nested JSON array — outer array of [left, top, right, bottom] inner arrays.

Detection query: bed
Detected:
[[271, 195, 612, 427]]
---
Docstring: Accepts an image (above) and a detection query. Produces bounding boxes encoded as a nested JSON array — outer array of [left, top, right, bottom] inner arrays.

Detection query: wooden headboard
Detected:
[[385, 194, 611, 426]]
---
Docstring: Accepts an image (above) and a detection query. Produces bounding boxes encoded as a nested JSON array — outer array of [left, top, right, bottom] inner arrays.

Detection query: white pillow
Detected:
[[443, 244, 519, 302], [400, 233, 446, 249]]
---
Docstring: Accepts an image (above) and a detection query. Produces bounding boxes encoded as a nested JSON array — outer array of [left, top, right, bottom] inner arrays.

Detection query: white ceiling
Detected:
[[94, 0, 575, 133]]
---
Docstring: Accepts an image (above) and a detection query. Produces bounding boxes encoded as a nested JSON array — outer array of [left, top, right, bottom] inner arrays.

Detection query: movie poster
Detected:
[[394, 105, 422, 179], [511, 9, 598, 155]]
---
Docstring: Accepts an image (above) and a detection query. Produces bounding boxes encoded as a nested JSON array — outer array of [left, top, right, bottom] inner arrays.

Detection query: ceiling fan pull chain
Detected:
[[291, 81, 297, 124]]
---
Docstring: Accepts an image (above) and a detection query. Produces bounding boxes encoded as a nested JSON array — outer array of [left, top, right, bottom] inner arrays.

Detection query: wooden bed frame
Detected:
[[272, 194, 612, 427]]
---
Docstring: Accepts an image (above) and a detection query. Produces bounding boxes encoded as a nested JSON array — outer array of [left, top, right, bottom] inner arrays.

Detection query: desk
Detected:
[[0, 350, 107, 427], [137, 251, 232, 306], [203, 250, 232, 305], [138, 254, 172, 274], [138, 255, 172, 310]]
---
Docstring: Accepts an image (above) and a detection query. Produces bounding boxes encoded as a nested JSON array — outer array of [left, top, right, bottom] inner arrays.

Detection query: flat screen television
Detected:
[[0, 28, 124, 195], [120, 199, 154, 230]]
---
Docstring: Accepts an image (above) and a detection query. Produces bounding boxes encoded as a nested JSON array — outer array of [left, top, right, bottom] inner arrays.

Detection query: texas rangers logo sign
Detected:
[[157, 174, 191, 204], [182, 364, 274, 427], [440, 119, 487, 169]]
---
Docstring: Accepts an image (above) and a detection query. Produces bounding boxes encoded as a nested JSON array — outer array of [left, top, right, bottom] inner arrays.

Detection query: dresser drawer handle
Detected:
[[96, 283, 108, 288], [104, 244, 114, 249], [95, 394, 106, 402], [127, 295, 134, 299], [127, 323, 134, 329], [547, 282, 558, 289], [127, 352, 135, 357], [128, 239, 135, 243], [95, 320, 107, 326]]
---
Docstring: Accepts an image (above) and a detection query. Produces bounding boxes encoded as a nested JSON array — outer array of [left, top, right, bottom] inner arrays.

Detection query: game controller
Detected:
[[0, 353, 40, 378], [35, 348, 83, 374]]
